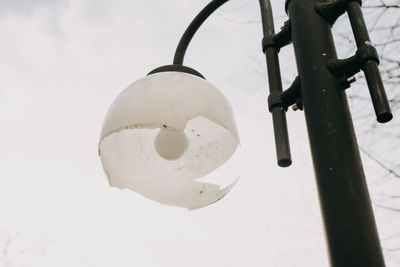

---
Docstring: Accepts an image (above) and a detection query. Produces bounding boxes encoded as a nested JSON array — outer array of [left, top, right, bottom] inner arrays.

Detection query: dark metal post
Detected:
[[259, 0, 292, 167], [286, 0, 385, 266]]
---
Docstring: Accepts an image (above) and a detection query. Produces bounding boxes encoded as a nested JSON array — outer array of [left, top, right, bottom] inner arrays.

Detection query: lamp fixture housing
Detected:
[[99, 67, 239, 209]]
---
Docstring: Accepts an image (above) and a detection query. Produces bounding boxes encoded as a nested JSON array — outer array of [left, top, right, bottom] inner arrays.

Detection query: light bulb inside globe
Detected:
[[154, 128, 188, 160], [99, 71, 240, 209]]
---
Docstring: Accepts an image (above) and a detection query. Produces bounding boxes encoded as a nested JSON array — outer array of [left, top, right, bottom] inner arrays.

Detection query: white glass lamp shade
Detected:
[[99, 71, 239, 209]]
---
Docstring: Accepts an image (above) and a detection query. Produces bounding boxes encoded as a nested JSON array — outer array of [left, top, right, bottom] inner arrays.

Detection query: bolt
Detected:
[[347, 76, 356, 84], [364, 41, 372, 46], [292, 104, 299, 111]]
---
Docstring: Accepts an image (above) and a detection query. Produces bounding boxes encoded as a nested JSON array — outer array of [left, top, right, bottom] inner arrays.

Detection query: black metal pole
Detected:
[[286, 0, 385, 266]]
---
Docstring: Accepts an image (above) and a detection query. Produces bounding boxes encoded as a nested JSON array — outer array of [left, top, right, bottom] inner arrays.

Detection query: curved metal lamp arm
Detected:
[[173, 0, 230, 65], [174, 0, 276, 64]]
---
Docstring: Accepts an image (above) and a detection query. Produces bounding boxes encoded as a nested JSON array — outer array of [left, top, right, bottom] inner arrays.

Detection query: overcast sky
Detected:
[[0, 0, 398, 266]]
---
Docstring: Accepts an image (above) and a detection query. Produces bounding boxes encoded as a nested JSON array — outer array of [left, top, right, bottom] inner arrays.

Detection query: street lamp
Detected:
[[99, 67, 239, 210], [99, 0, 392, 266]]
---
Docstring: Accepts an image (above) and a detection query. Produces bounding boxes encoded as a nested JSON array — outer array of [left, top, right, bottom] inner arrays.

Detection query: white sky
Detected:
[[0, 0, 398, 266]]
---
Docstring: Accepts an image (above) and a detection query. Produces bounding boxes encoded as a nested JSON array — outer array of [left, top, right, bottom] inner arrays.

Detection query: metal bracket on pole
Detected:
[[268, 76, 302, 112], [316, 0, 392, 123], [262, 20, 291, 53], [327, 44, 379, 88], [314, 0, 362, 25]]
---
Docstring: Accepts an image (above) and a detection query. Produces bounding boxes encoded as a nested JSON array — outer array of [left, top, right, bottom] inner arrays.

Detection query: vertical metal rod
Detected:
[[346, 1, 392, 123], [286, 0, 385, 266], [259, 0, 292, 167]]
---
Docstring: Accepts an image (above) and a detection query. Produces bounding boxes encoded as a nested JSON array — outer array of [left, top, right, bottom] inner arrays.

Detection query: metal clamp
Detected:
[[314, 0, 362, 25], [327, 44, 379, 78], [262, 20, 291, 53], [268, 76, 302, 111]]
